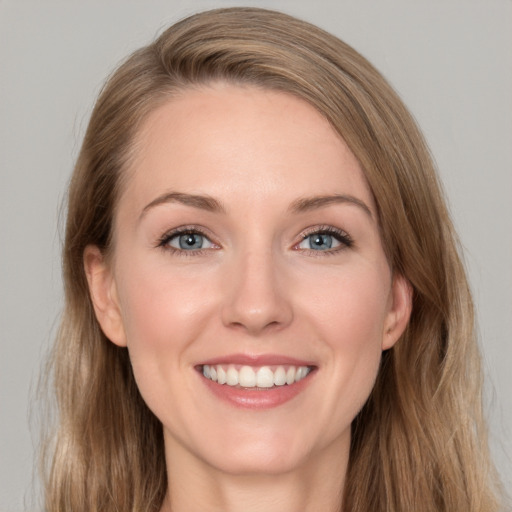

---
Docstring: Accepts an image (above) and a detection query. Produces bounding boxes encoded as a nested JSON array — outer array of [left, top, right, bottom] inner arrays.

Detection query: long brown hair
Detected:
[[42, 7, 503, 511]]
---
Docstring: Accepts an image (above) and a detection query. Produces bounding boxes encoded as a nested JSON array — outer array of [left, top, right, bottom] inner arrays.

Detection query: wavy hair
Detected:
[[42, 7, 503, 511]]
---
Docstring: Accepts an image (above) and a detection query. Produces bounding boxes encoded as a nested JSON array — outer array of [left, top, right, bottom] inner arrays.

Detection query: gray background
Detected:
[[1, 1, 511, 510]]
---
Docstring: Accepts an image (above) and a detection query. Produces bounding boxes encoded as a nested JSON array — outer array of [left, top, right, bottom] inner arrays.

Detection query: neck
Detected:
[[160, 436, 349, 512]]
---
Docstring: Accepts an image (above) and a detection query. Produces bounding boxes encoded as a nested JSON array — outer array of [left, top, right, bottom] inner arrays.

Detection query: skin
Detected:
[[85, 83, 412, 512]]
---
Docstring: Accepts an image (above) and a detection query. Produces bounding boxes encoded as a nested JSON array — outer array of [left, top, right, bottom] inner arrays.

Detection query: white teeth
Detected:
[[256, 367, 274, 388], [217, 366, 227, 384], [226, 366, 239, 386], [239, 366, 256, 387], [202, 364, 311, 388], [273, 366, 286, 386], [295, 366, 307, 382]]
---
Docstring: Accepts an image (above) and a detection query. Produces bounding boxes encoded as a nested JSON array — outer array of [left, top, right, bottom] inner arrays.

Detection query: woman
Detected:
[[42, 7, 503, 512]]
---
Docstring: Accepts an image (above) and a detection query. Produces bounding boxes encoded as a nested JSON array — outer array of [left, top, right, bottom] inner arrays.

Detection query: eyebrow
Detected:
[[140, 191, 226, 219], [289, 194, 373, 218], [140, 191, 372, 220]]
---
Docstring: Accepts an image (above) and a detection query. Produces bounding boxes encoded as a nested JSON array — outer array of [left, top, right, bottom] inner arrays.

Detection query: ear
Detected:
[[382, 273, 413, 350], [83, 245, 127, 347]]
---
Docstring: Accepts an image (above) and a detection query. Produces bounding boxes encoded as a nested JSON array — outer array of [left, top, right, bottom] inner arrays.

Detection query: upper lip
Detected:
[[198, 353, 316, 367]]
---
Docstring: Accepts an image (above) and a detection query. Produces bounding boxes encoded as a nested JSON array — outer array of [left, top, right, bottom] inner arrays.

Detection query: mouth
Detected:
[[199, 364, 314, 389], [196, 356, 317, 409]]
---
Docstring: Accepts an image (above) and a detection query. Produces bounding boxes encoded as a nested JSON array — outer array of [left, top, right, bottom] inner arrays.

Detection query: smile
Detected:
[[197, 355, 317, 408], [202, 364, 312, 388]]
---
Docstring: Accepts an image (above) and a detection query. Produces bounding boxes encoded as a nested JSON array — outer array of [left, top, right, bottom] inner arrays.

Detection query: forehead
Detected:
[[121, 83, 374, 217]]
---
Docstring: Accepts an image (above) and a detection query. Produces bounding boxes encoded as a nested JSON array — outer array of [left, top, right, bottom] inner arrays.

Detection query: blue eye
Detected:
[[297, 229, 352, 252], [299, 233, 339, 251], [166, 232, 214, 251]]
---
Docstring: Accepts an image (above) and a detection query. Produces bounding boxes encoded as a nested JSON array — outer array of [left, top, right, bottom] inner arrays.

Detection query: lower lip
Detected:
[[200, 370, 315, 409]]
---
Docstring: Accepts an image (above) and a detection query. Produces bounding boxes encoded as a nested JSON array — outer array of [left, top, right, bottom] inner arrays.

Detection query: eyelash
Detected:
[[156, 224, 354, 256], [296, 225, 354, 255], [156, 225, 217, 257]]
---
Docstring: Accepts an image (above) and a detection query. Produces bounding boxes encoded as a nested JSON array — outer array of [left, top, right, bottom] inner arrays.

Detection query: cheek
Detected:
[[114, 258, 219, 390], [296, 265, 390, 416], [117, 256, 216, 339], [301, 261, 391, 346]]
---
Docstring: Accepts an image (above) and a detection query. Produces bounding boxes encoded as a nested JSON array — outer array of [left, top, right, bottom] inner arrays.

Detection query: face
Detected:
[[85, 83, 411, 478]]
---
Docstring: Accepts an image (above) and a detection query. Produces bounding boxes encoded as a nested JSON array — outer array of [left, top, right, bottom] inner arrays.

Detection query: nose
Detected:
[[221, 248, 293, 335]]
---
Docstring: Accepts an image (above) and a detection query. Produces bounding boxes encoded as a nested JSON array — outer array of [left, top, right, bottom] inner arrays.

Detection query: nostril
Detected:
[[222, 297, 293, 334]]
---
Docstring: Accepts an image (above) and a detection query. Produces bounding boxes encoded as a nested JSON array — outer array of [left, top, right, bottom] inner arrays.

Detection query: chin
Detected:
[[210, 450, 306, 477], [196, 428, 326, 477]]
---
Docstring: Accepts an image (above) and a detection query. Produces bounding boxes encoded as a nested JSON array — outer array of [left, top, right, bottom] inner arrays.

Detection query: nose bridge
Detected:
[[221, 242, 293, 334]]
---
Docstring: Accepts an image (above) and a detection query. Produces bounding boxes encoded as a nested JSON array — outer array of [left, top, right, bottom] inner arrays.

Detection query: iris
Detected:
[[308, 233, 333, 250], [178, 233, 204, 249]]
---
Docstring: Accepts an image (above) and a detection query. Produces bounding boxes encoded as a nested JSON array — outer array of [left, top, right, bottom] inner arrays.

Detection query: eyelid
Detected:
[[156, 225, 220, 253], [155, 223, 353, 254], [293, 225, 354, 252]]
